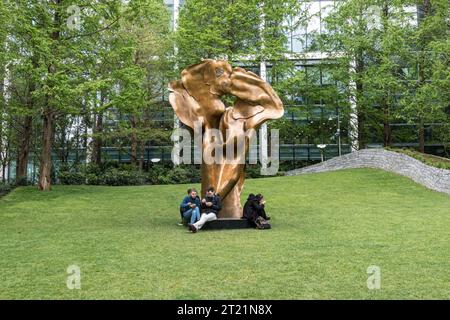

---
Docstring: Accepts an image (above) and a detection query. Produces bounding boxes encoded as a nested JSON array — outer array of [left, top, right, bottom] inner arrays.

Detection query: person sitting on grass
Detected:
[[179, 188, 201, 226], [254, 194, 270, 220], [187, 186, 221, 233], [243, 193, 270, 225]]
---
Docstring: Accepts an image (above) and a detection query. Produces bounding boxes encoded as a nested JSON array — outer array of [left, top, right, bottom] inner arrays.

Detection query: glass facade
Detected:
[[286, 0, 336, 53], [164, 0, 185, 31]]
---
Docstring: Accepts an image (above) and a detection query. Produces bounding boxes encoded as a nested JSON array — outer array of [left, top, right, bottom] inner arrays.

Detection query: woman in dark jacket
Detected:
[[243, 193, 269, 223]]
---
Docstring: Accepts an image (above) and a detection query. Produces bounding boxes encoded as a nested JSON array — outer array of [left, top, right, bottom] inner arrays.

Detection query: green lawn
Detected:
[[0, 168, 449, 299]]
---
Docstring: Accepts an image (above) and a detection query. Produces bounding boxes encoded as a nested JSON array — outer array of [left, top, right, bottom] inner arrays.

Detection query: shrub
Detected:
[[186, 165, 201, 183], [100, 168, 146, 186], [435, 162, 450, 170], [85, 163, 102, 176], [56, 162, 203, 186], [59, 171, 86, 185], [164, 166, 191, 184], [388, 147, 450, 171], [58, 163, 86, 185], [86, 173, 101, 185], [245, 165, 262, 178], [146, 164, 200, 185], [0, 183, 12, 196], [14, 177, 30, 186], [147, 164, 168, 184]]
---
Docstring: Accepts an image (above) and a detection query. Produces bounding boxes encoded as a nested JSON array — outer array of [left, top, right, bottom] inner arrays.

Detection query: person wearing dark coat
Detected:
[[243, 193, 270, 223], [254, 194, 269, 220]]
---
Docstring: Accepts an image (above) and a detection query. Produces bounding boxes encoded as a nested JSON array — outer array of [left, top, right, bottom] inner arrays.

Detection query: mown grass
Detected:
[[0, 168, 449, 299]]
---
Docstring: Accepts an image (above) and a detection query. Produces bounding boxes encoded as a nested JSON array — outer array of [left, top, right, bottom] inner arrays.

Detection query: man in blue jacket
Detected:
[[188, 186, 222, 233], [180, 188, 201, 225]]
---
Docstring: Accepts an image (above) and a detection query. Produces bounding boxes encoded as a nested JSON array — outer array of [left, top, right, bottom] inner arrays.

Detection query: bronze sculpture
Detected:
[[169, 60, 284, 218]]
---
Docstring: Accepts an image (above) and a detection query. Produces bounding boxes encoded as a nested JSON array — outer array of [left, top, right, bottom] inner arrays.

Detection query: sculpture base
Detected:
[[202, 218, 255, 230]]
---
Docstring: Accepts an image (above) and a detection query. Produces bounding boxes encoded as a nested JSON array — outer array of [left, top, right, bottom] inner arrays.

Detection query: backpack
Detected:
[[255, 216, 271, 230]]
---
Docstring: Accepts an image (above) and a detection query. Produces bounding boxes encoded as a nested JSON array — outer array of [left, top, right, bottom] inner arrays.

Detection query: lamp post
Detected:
[[329, 107, 342, 157], [317, 144, 326, 162]]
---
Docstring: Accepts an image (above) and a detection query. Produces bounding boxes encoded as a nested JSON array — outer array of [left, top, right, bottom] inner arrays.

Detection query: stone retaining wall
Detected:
[[286, 149, 450, 195]]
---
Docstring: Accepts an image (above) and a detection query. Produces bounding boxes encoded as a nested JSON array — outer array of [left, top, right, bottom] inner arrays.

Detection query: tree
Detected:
[[4, 0, 124, 189], [363, 0, 412, 147], [320, 0, 416, 149], [100, 0, 173, 170], [399, 0, 450, 153], [176, 0, 303, 69], [4, 3, 42, 184], [0, 0, 9, 182]]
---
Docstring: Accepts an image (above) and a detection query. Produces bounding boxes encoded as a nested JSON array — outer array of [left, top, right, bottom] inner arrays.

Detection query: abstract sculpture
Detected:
[[169, 60, 284, 218]]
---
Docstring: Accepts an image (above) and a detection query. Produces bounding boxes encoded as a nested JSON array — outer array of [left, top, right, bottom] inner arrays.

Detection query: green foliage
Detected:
[[0, 183, 12, 197], [176, 0, 303, 68], [147, 164, 169, 185], [57, 162, 201, 186], [156, 166, 194, 185], [398, 0, 450, 140], [100, 168, 146, 186], [58, 163, 86, 185], [387, 147, 450, 170], [245, 165, 264, 179], [318, 0, 413, 147], [176, 0, 258, 66], [2, 0, 449, 187], [2, 0, 174, 188], [58, 171, 86, 185], [148, 165, 200, 185]]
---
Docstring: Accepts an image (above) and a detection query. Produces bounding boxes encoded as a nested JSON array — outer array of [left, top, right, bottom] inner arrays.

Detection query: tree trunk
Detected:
[[39, 0, 60, 191], [422, 0, 431, 18], [418, 121, 425, 153], [383, 122, 391, 147], [82, 98, 90, 163], [382, 98, 391, 147], [130, 115, 138, 167], [38, 112, 54, 191], [92, 112, 103, 166], [3, 115, 12, 183], [17, 54, 39, 182], [381, 4, 391, 148], [6, 144, 11, 183], [91, 91, 105, 166], [0, 111, 4, 184], [16, 115, 33, 183], [416, 0, 430, 154], [0, 66, 4, 183], [0, 121, 5, 183], [355, 56, 365, 149], [139, 140, 145, 171], [57, 121, 67, 163], [74, 119, 80, 164]]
